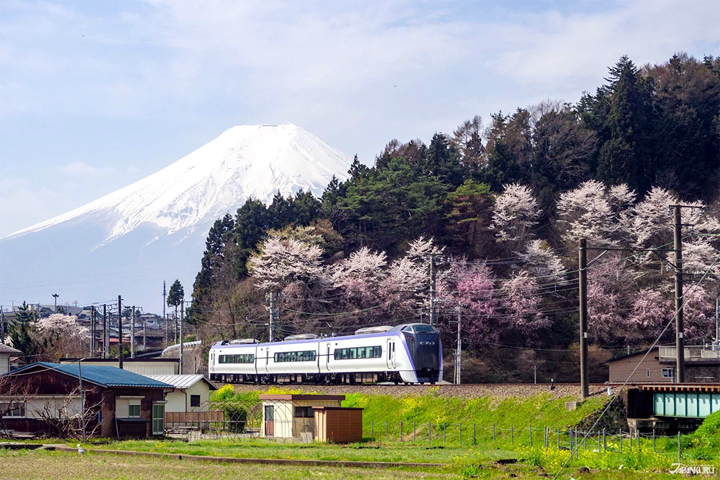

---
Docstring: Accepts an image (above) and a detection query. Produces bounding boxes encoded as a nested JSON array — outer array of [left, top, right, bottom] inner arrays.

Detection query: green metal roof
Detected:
[[8, 362, 173, 389]]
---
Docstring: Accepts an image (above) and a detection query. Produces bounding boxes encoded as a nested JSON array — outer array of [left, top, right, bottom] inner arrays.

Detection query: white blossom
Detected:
[[491, 183, 540, 244], [516, 240, 566, 279], [249, 236, 326, 291]]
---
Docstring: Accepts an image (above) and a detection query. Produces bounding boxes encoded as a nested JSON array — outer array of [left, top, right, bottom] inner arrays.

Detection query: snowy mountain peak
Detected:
[[6, 123, 351, 242]]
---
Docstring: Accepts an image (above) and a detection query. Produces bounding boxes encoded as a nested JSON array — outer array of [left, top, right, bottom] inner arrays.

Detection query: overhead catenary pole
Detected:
[[118, 295, 123, 370], [163, 281, 167, 349], [579, 238, 589, 399], [455, 306, 462, 385], [429, 254, 437, 326], [179, 299, 184, 375], [715, 297, 719, 350], [268, 292, 277, 342], [103, 304, 108, 359], [674, 206, 685, 383], [1, 308, 5, 344], [131, 306, 136, 359], [90, 307, 96, 356]]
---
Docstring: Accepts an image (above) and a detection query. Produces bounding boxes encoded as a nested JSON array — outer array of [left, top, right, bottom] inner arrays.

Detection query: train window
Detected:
[[219, 353, 255, 364], [274, 350, 317, 362], [413, 325, 437, 334], [334, 346, 382, 360]]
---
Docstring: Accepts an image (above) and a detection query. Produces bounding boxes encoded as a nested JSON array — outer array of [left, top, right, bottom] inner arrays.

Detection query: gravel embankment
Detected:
[[227, 383, 607, 400]]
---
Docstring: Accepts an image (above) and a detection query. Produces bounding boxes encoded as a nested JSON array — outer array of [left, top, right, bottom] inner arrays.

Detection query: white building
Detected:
[[0, 344, 22, 375], [146, 374, 216, 413]]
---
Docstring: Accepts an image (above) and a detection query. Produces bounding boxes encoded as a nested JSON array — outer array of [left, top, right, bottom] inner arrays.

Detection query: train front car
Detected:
[[392, 323, 442, 384]]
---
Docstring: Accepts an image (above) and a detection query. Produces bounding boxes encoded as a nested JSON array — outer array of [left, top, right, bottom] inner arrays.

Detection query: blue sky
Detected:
[[1, 0, 718, 238]]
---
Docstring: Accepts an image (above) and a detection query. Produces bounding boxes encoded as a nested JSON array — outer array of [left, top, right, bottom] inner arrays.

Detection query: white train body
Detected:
[[209, 323, 442, 385]]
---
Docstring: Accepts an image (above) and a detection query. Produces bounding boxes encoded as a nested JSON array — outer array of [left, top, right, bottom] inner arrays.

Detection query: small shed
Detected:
[[146, 374, 216, 413], [259, 394, 345, 440], [313, 406, 363, 443], [0, 344, 22, 375]]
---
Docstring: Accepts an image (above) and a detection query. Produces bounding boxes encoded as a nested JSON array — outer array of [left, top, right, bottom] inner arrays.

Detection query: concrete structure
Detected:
[[607, 346, 720, 384], [60, 358, 179, 376], [146, 375, 216, 413], [0, 362, 171, 438], [0, 344, 22, 375], [259, 394, 344, 441], [313, 406, 363, 443]]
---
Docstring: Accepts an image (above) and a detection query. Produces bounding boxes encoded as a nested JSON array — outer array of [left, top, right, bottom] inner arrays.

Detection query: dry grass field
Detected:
[[0, 449, 694, 480]]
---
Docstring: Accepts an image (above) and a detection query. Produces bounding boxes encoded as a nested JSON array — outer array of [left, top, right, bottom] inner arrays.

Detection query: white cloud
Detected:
[[0, 178, 77, 238], [58, 161, 115, 178]]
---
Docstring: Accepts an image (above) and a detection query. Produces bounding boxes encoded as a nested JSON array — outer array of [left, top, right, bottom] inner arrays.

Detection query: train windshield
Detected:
[[413, 325, 437, 334]]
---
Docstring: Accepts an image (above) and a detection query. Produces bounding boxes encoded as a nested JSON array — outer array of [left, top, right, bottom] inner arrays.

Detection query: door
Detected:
[[152, 404, 165, 436], [386, 339, 395, 369], [264, 405, 274, 437]]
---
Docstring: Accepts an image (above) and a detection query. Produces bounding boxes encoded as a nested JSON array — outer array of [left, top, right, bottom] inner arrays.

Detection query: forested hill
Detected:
[[190, 53, 720, 383]]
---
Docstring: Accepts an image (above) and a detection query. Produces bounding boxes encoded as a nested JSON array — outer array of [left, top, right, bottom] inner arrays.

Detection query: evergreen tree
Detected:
[[9, 302, 38, 359], [233, 198, 272, 277], [167, 279, 184, 330]]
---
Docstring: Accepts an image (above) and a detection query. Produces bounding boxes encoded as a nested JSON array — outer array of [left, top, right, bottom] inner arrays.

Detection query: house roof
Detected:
[[0, 344, 22, 354], [604, 347, 659, 364], [6, 362, 173, 389], [146, 374, 217, 390]]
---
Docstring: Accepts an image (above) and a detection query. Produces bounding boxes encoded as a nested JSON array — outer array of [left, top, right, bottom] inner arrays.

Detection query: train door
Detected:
[[261, 347, 269, 373], [386, 339, 396, 369], [264, 405, 274, 437]]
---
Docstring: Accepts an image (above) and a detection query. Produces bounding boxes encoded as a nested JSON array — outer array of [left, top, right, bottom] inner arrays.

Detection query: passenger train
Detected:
[[209, 323, 442, 384]]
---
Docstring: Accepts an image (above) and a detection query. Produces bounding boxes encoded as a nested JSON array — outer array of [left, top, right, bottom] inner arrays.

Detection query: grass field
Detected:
[[0, 449, 702, 480]]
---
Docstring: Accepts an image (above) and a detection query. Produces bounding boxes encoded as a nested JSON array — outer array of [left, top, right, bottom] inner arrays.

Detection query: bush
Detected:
[[221, 403, 248, 433]]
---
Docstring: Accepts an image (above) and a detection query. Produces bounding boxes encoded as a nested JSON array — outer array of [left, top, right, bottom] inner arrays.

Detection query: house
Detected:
[[146, 375, 216, 413], [0, 344, 22, 375], [0, 362, 172, 438], [259, 394, 346, 441], [607, 346, 720, 384]]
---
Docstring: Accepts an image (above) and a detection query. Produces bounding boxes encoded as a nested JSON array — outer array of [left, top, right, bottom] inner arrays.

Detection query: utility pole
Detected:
[[90, 307, 96, 357], [130, 306, 136, 359], [118, 296, 123, 370], [142, 312, 146, 353], [179, 300, 184, 375], [103, 304, 108, 359], [267, 292, 278, 342], [163, 281, 167, 349], [455, 306, 462, 385], [78, 358, 86, 442], [715, 297, 719, 351], [674, 206, 685, 383], [579, 238, 589, 400], [0, 308, 5, 344], [429, 254, 437, 326], [52, 293, 59, 311]]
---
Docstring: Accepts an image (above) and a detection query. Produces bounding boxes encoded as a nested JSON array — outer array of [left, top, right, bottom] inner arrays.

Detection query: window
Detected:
[[662, 368, 674, 379], [647, 368, 651, 378], [219, 353, 255, 364], [190, 395, 200, 407], [0, 401, 25, 417], [274, 350, 317, 362], [294, 406, 314, 418], [334, 346, 382, 360], [128, 404, 141, 418]]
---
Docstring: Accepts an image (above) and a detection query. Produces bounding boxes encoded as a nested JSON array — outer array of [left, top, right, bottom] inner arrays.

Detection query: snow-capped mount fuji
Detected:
[[1, 123, 351, 311]]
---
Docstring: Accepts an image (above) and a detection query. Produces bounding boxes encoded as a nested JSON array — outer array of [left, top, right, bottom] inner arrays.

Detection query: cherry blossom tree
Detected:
[[491, 183, 540, 247], [332, 247, 388, 304], [556, 180, 633, 246], [516, 239, 566, 279], [586, 256, 634, 344], [249, 236, 326, 291], [625, 288, 669, 346], [499, 271, 549, 334], [683, 284, 717, 340]]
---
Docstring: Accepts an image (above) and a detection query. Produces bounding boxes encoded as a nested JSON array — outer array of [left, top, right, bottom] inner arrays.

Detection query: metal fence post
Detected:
[[428, 422, 432, 445], [385, 422, 389, 441], [557, 428, 560, 449], [545, 426, 548, 450], [619, 430, 622, 450], [678, 432, 682, 462], [459, 423, 462, 445], [652, 430, 656, 452], [602, 429, 606, 451], [473, 423, 476, 445], [569, 428, 572, 451], [511, 424, 514, 446], [371, 421, 374, 441], [400, 421, 403, 442], [443, 424, 446, 445], [493, 424, 496, 442], [413, 421, 416, 443], [529, 426, 532, 447]]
